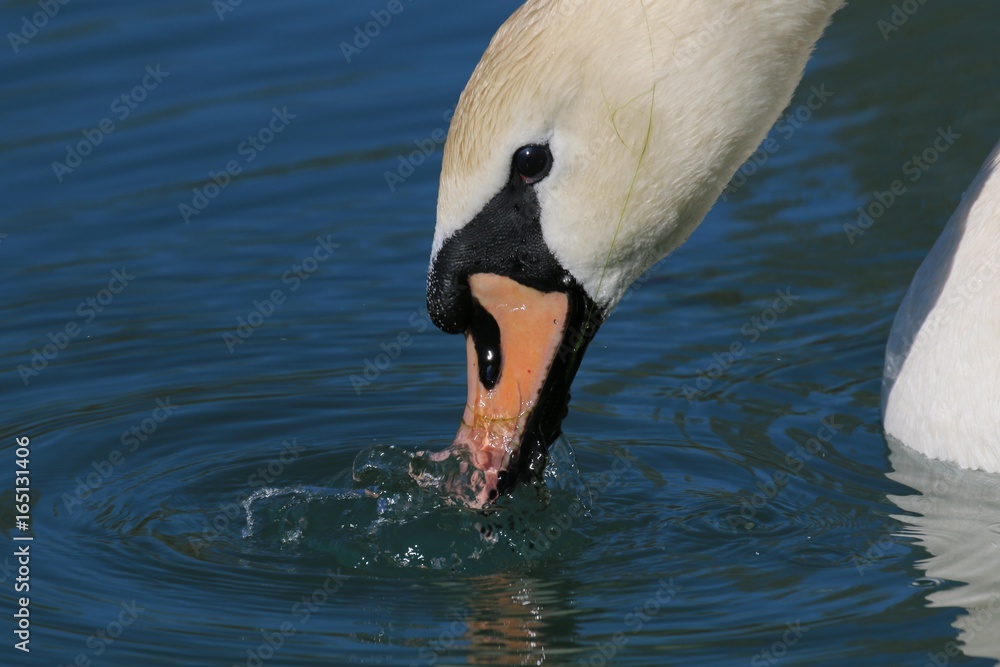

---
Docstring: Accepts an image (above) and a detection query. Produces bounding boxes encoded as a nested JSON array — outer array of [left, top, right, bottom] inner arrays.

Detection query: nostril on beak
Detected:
[[470, 301, 502, 390], [427, 267, 473, 335]]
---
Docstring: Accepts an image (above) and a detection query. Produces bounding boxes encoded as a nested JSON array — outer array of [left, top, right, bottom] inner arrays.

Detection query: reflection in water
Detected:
[[462, 575, 555, 666], [435, 573, 683, 666], [887, 437, 1000, 664]]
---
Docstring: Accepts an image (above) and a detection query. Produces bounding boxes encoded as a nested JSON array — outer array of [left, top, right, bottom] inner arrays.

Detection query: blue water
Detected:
[[3, 1, 1000, 665]]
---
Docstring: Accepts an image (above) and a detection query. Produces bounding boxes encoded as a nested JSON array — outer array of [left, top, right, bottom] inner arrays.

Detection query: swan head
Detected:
[[425, 0, 841, 505]]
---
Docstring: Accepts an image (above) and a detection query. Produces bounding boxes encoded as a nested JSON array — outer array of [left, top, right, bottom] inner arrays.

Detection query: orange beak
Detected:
[[421, 254, 602, 508], [448, 273, 571, 506]]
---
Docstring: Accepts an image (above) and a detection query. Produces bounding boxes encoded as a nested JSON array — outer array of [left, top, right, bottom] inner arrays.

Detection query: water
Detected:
[[2, 1, 1000, 665]]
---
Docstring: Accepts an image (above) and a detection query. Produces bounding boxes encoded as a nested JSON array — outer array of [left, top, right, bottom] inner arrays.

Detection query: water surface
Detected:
[[2, 1, 1000, 665]]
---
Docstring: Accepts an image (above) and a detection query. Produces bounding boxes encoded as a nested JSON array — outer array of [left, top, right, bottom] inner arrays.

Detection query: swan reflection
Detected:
[[887, 436, 1000, 664]]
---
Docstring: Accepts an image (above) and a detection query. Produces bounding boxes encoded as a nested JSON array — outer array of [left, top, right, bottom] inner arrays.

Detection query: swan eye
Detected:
[[513, 145, 552, 185]]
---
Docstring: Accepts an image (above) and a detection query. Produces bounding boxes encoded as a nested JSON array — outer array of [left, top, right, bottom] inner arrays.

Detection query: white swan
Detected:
[[424, 0, 844, 503], [883, 141, 1000, 473]]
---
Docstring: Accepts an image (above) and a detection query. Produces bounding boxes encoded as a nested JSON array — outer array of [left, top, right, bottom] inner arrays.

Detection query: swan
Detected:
[[422, 0, 844, 505], [883, 140, 1000, 473], [880, 144, 1000, 664]]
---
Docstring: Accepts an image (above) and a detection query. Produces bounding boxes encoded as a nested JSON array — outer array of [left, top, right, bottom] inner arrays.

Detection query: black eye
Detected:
[[513, 144, 552, 185]]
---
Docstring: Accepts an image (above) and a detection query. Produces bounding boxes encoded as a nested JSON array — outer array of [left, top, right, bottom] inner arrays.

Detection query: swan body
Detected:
[[883, 141, 1000, 473], [425, 0, 843, 502]]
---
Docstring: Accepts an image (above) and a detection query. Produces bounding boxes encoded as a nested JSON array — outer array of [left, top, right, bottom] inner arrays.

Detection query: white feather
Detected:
[[434, 0, 843, 308], [883, 140, 1000, 473]]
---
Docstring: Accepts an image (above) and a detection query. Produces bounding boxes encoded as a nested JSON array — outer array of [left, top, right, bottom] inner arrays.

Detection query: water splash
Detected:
[[241, 438, 592, 572]]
